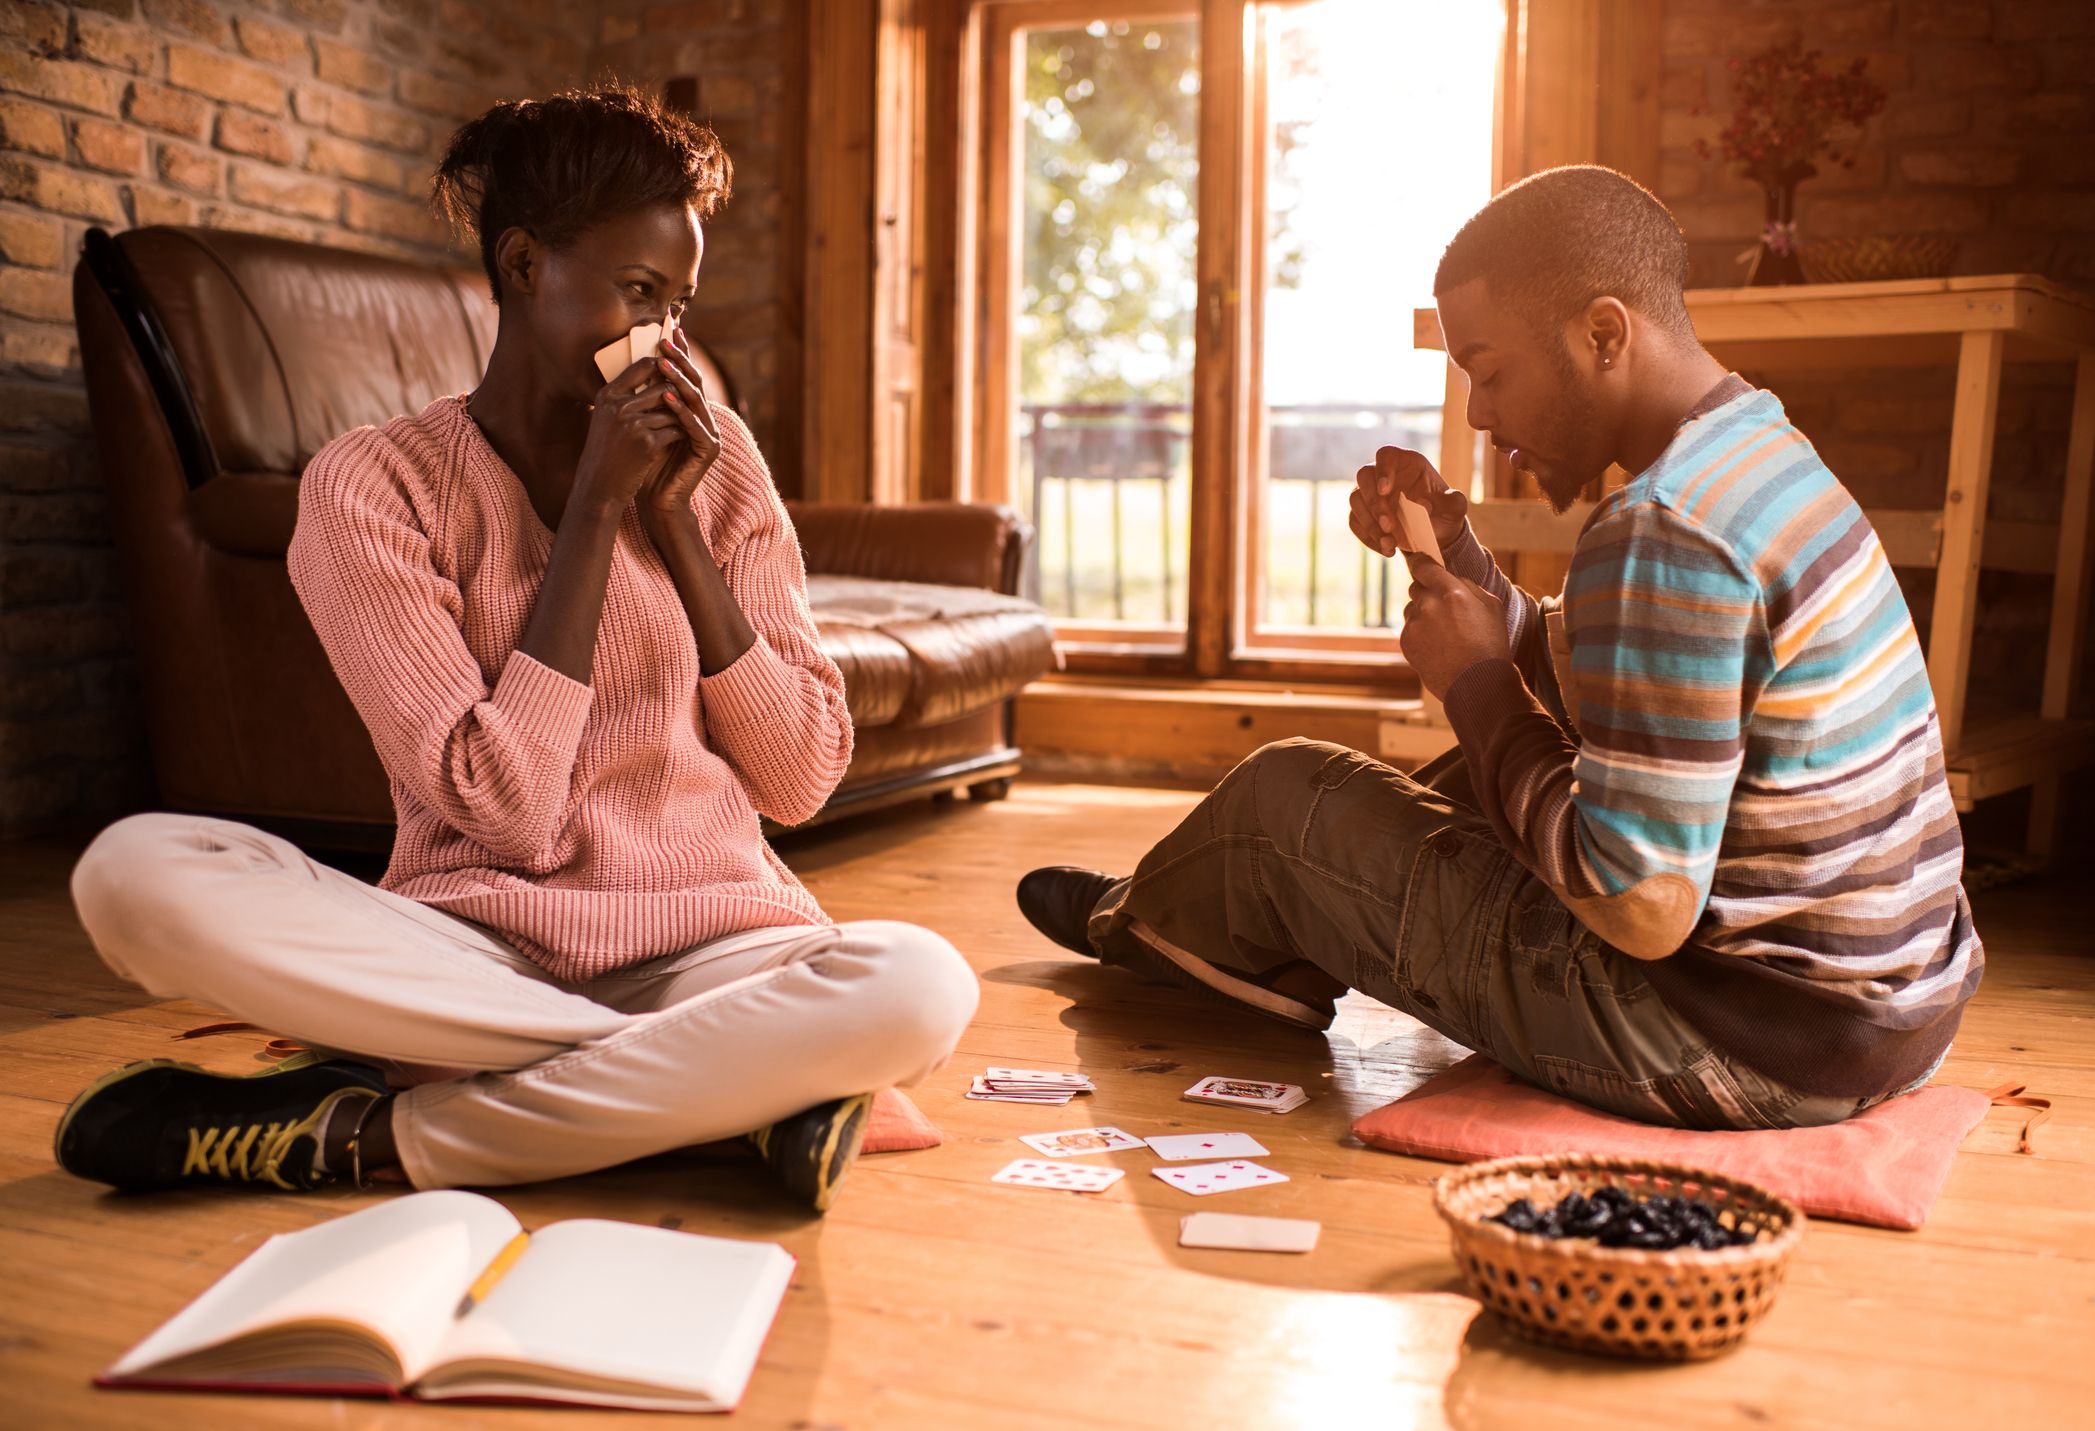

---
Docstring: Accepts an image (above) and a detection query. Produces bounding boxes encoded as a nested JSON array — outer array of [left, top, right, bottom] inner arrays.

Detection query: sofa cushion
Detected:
[[806, 575, 1056, 730], [815, 622, 913, 727]]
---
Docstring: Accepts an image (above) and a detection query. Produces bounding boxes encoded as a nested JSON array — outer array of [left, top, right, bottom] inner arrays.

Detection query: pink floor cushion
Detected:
[[1351, 1055, 1996, 1230], [862, 1088, 942, 1154]]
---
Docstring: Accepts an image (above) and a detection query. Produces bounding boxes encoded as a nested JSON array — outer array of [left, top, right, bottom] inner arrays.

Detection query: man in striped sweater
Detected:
[[1017, 165, 1981, 1128]]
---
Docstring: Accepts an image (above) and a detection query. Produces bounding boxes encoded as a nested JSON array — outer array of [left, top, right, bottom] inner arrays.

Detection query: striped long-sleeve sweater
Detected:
[[288, 394, 852, 981], [1440, 374, 1982, 1096]]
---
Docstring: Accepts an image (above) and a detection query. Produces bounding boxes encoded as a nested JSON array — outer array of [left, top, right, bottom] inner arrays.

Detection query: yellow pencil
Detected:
[[455, 1231, 530, 1318]]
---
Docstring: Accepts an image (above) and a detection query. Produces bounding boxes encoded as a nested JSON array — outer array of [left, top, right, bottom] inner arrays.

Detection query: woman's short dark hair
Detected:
[[432, 83, 733, 303], [1434, 165, 1694, 342]]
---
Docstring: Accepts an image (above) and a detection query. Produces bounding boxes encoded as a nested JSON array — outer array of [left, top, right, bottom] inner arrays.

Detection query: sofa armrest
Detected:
[[786, 501, 1034, 596]]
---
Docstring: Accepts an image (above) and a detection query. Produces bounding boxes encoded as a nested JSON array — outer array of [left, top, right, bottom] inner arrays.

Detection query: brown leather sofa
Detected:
[[72, 225, 1054, 846]]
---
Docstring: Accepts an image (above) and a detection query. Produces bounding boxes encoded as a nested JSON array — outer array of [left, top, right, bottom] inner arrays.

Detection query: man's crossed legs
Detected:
[[1023, 738, 1889, 1132]]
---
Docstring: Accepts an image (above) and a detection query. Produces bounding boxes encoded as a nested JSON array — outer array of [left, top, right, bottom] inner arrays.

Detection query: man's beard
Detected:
[[1535, 464, 1595, 514]]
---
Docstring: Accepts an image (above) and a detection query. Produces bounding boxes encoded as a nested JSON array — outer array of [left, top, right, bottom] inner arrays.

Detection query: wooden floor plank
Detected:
[[3, 782, 2092, 1428]]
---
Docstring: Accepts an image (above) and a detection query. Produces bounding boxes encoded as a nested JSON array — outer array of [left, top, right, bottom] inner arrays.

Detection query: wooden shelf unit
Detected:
[[1416, 274, 2095, 848]]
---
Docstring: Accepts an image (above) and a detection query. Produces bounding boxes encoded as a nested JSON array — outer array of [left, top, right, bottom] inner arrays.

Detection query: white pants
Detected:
[[70, 814, 980, 1189]]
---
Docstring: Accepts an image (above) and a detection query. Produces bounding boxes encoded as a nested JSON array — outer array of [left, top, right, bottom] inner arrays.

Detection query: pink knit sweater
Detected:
[[288, 394, 852, 979]]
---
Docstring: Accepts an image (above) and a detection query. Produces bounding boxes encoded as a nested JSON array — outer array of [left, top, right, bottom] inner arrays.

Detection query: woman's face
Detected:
[[524, 202, 703, 402]]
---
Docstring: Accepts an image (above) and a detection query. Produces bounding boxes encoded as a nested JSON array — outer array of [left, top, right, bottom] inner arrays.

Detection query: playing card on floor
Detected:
[[1150, 1160, 1291, 1197], [1178, 1212, 1321, 1253], [1182, 1076, 1307, 1114], [991, 1158, 1125, 1193], [1019, 1126, 1145, 1158], [1145, 1131, 1270, 1161]]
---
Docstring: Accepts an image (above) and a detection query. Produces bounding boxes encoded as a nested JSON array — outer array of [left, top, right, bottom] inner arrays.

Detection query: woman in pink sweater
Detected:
[[57, 87, 979, 1213]]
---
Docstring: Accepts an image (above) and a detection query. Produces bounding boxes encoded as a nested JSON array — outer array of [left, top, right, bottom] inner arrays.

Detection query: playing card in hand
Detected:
[[991, 1158, 1124, 1194], [1150, 1160, 1291, 1197], [1395, 490, 1443, 565], [593, 329, 634, 383]]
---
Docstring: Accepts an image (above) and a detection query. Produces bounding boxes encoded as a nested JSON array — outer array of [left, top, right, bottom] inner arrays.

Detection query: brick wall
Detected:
[[0, 0, 589, 837], [1655, 0, 2095, 726], [590, 0, 804, 492]]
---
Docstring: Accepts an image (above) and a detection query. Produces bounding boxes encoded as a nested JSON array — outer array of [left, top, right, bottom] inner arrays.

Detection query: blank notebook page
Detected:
[[428, 1219, 794, 1397]]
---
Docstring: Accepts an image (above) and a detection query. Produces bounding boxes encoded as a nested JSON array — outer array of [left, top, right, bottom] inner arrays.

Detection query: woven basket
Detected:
[[1798, 235, 1960, 283], [1434, 1153, 1804, 1361]]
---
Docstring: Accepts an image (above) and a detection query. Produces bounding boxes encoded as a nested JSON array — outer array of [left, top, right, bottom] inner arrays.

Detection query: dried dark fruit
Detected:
[[1490, 1188, 1757, 1251]]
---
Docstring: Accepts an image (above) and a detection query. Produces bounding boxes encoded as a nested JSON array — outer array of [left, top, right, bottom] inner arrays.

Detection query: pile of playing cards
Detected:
[[1182, 1075, 1307, 1114], [593, 320, 667, 383], [967, 1067, 1094, 1105]]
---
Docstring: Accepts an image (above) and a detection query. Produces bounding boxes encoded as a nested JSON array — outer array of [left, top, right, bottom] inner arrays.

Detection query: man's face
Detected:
[[523, 202, 703, 401], [1435, 277, 1613, 513]]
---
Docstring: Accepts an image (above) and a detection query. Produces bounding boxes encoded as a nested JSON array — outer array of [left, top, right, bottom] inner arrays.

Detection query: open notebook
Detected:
[[99, 1191, 795, 1412]]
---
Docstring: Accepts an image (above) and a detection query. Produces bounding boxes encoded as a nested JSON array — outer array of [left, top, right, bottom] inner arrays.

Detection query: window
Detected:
[[966, 0, 1504, 681]]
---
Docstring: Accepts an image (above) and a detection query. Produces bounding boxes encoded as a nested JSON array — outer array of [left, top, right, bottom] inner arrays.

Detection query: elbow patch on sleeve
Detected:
[[1563, 872, 1703, 960]]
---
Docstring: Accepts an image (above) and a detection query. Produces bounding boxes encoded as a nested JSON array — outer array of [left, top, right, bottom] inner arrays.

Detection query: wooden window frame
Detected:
[[955, 0, 1512, 686]]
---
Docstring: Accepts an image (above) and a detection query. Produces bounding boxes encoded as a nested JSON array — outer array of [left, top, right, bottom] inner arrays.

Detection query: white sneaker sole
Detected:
[[1123, 919, 1333, 1032]]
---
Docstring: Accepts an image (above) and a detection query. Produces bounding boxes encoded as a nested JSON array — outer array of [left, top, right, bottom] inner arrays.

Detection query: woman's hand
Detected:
[[571, 360, 682, 522], [637, 326, 725, 535], [1350, 445, 1470, 559]]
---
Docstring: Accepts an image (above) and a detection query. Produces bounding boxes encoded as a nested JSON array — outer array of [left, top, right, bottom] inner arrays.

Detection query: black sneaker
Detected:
[[54, 1056, 389, 1193], [1016, 866, 1121, 957], [748, 1091, 874, 1214]]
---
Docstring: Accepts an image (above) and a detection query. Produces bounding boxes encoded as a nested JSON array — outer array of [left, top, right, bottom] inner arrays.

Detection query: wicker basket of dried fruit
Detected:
[[1434, 1152, 1804, 1361]]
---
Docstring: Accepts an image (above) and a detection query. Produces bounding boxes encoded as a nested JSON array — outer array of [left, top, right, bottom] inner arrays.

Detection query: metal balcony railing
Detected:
[[1020, 400, 1441, 626]]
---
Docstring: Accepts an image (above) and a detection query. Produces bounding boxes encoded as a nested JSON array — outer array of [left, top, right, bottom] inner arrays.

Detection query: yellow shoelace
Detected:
[[181, 1119, 308, 1188]]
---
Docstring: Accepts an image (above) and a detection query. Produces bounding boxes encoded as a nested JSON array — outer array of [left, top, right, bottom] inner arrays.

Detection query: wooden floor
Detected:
[[2, 781, 2091, 1429]]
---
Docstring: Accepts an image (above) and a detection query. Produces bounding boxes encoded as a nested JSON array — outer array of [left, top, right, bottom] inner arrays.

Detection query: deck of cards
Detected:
[[593, 320, 667, 383], [967, 1067, 1095, 1105], [1182, 1075, 1307, 1114]]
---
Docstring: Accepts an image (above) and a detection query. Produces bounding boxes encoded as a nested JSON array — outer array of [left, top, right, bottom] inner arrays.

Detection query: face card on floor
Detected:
[[991, 1158, 1124, 1193], [1145, 1131, 1270, 1162], [1019, 1126, 1144, 1158], [1178, 1212, 1321, 1253], [1185, 1077, 1293, 1106], [1150, 1160, 1290, 1196]]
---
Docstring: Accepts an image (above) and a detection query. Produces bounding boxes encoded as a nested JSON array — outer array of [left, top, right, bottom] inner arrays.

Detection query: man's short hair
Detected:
[[1433, 165, 1694, 341]]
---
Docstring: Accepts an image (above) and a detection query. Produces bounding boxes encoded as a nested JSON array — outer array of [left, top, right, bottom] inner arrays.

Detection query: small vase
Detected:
[[1746, 170, 1810, 287]]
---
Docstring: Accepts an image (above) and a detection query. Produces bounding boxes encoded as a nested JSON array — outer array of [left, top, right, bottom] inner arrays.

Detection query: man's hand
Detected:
[[1399, 560, 1510, 698], [1349, 446, 1470, 559]]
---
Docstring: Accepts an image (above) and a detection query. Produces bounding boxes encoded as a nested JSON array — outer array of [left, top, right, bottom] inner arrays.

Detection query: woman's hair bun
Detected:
[[431, 82, 732, 301]]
